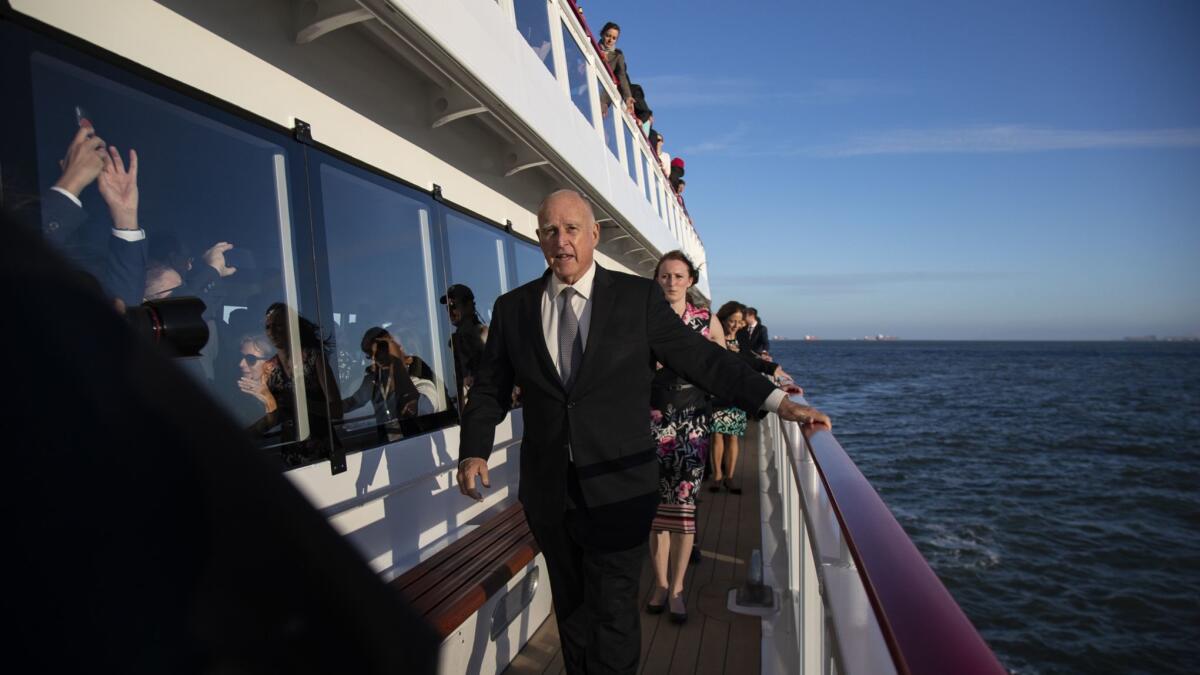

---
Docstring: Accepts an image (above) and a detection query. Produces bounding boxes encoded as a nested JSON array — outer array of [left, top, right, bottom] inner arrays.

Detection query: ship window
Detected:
[[443, 212, 509, 412], [514, 0, 555, 78], [512, 240, 548, 287], [654, 175, 664, 220], [311, 157, 456, 451], [14, 44, 340, 467], [642, 152, 654, 204], [561, 22, 593, 125], [599, 78, 621, 160], [623, 121, 638, 183]]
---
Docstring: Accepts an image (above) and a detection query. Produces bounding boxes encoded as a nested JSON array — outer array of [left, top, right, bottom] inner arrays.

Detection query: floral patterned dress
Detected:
[[650, 303, 713, 534], [710, 336, 749, 437]]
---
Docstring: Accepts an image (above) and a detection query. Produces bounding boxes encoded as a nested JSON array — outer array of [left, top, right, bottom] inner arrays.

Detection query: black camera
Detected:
[[126, 296, 209, 358]]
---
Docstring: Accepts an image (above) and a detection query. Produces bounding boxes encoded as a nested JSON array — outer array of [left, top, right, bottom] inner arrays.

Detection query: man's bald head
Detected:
[[536, 189, 600, 285], [537, 189, 596, 225]]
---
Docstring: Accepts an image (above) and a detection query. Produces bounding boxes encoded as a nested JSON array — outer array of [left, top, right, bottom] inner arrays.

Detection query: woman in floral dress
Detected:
[[647, 251, 727, 623]]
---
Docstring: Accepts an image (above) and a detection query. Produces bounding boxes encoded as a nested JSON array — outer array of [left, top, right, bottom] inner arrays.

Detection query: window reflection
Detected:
[[246, 303, 344, 467], [443, 212, 509, 411], [654, 175, 664, 219], [600, 78, 621, 160], [561, 23, 592, 125], [514, 0, 555, 77], [624, 121, 638, 183], [513, 240, 548, 287], [642, 152, 653, 203], [25, 49, 329, 466], [316, 159, 452, 449]]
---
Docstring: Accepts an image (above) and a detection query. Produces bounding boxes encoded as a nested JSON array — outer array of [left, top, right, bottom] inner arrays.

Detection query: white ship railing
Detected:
[[757, 396, 1006, 675]]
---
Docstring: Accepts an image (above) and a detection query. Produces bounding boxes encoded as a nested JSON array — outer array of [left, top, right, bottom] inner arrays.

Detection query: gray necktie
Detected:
[[557, 287, 584, 389]]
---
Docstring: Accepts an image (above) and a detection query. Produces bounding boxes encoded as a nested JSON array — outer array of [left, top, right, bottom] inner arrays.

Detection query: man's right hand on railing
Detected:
[[776, 398, 831, 431]]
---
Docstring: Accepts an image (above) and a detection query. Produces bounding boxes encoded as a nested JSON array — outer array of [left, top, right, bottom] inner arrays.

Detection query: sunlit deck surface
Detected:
[[504, 424, 763, 675]]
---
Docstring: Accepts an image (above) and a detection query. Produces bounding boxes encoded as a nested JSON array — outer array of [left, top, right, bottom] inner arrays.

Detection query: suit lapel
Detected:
[[522, 270, 563, 392], [569, 265, 614, 395]]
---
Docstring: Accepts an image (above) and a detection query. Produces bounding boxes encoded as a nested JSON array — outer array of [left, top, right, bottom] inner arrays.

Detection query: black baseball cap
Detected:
[[439, 284, 474, 305]]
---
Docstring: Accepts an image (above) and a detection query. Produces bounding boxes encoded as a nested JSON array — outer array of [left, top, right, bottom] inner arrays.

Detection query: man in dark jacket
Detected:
[[455, 190, 829, 675], [737, 307, 770, 356]]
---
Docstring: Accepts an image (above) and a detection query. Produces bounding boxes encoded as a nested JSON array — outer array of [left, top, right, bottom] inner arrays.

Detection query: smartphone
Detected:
[[223, 247, 256, 271], [74, 105, 94, 130]]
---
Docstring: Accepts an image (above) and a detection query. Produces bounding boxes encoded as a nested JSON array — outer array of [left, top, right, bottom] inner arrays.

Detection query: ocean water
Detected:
[[772, 340, 1200, 675]]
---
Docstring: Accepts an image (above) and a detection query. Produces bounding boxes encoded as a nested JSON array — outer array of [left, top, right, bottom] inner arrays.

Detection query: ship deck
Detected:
[[504, 424, 763, 675]]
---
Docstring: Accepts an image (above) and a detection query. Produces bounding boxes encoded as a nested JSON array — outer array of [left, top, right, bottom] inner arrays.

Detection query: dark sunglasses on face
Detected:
[[240, 353, 264, 366]]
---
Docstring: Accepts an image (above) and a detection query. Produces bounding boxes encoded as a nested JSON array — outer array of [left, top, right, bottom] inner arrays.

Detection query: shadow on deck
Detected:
[[504, 422, 764, 675]]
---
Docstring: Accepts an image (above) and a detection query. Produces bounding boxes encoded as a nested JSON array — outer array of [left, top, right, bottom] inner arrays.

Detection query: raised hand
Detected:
[[55, 125, 109, 198], [201, 242, 238, 277], [239, 370, 276, 412], [97, 146, 139, 230]]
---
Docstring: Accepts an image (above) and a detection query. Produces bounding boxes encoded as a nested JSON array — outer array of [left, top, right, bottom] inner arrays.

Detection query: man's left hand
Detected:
[[776, 398, 831, 430]]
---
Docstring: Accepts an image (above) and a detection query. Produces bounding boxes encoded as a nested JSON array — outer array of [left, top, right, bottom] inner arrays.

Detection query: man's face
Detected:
[[538, 193, 599, 284], [746, 312, 757, 327], [446, 299, 464, 326]]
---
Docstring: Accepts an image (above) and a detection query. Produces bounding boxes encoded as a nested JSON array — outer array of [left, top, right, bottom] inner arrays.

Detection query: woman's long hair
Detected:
[[716, 300, 746, 327], [266, 302, 332, 356]]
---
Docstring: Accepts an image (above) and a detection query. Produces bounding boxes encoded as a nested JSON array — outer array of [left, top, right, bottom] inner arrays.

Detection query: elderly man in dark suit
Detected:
[[456, 190, 828, 674]]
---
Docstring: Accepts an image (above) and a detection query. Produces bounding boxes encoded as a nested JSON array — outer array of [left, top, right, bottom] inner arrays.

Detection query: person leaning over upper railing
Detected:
[[598, 22, 635, 115], [650, 129, 670, 176]]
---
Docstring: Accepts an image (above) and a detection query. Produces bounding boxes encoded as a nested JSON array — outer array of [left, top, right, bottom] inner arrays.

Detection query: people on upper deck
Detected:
[[737, 307, 770, 357], [598, 22, 635, 115], [650, 129, 671, 176]]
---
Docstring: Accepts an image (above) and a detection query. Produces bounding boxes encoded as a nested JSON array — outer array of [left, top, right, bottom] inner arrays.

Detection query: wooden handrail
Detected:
[[797, 418, 1006, 675]]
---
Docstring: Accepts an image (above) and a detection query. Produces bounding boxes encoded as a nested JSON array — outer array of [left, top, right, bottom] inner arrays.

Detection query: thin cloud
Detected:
[[637, 76, 904, 109], [682, 123, 751, 154], [712, 270, 1003, 293], [805, 125, 1200, 157]]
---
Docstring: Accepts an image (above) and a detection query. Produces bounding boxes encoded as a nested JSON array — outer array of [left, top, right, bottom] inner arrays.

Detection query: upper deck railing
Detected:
[[369, 0, 705, 284], [760, 397, 1006, 674]]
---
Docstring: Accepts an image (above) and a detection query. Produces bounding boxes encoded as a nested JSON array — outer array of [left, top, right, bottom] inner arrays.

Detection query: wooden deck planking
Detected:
[[504, 422, 764, 675]]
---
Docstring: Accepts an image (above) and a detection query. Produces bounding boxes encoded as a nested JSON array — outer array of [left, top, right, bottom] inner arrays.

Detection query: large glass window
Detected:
[[642, 152, 654, 204], [600, 78, 621, 160], [512, 239, 547, 287], [442, 212, 509, 412], [19, 43, 334, 469], [561, 23, 592, 125], [313, 158, 454, 450], [624, 121, 638, 183], [654, 175, 664, 220], [514, 0, 555, 78]]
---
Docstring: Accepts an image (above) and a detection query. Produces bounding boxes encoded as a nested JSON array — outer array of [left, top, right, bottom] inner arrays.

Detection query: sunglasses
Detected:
[[240, 353, 265, 366]]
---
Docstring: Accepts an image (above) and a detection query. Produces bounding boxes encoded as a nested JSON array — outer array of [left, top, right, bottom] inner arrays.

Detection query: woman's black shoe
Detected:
[[724, 477, 743, 495], [668, 594, 687, 624], [708, 481, 723, 493], [646, 587, 667, 614]]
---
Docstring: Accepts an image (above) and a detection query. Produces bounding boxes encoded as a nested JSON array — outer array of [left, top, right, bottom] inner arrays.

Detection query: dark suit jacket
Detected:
[[459, 265, 777, 532], [737, 323, 770, 355]]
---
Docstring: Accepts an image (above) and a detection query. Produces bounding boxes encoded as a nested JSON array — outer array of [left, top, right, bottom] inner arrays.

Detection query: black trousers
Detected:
[[528, 515, 646, 675]]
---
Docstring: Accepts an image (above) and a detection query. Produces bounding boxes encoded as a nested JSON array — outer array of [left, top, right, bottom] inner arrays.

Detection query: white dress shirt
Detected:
[[542, 261, 596, 374]]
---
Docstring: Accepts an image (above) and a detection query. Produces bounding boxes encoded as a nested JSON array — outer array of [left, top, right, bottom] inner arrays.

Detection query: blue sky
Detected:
[[599, 0, 1200, 339]]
